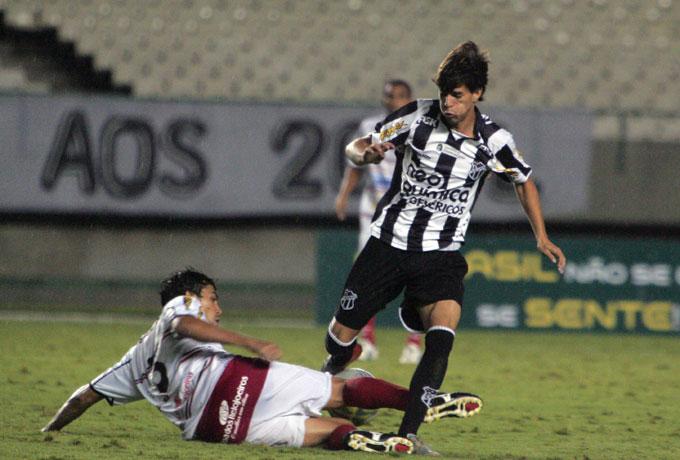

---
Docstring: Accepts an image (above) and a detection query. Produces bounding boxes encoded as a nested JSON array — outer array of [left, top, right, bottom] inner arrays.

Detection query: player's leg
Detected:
[[325, 375, 408, 411], [322, 237, 403, 374], [307, 418, 414, 453], [396, 250, 469, 438], [398, 299, 460, 436], [356, 211, 379, 361], [302, 417, 355, 447], [322, 319, 363, 374]]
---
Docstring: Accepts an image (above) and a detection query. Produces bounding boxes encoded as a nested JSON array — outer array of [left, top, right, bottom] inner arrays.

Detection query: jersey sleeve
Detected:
[[369, 100, 420, 147], [487, 130, 532, 184], [159, 296, 204, 334], [348, 116, 384, 170]]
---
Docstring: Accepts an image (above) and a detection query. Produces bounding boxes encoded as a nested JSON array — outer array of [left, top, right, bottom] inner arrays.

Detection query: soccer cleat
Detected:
[[398, 343, 422, 364], [358, 340, 380, 361], [321, 342, 363, 375], [424, 392, 483, 423], [406, 434, 440, 456], [347, 430, 414, 454]]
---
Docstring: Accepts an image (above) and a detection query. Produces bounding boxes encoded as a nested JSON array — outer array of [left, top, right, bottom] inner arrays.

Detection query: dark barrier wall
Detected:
[[0, 94, 590, 221], [316, 230, 680, 334]]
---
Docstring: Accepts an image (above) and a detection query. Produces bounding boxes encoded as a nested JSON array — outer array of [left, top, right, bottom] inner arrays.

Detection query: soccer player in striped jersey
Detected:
[[41, 268, 479, 454], [322, 41, 565, 450], [334, 79, 423, 365]]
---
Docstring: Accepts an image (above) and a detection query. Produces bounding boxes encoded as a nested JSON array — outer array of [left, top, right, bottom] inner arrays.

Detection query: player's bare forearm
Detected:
[[41, 384, 102, 432], [174, 316, 282, 360], [345, 135, 393, 166], [514, 179, 566, 273], [346, 136, 372, 165]]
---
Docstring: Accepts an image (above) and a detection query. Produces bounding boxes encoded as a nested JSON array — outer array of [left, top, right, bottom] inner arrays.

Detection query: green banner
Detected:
[[316, 230, 680, 334]]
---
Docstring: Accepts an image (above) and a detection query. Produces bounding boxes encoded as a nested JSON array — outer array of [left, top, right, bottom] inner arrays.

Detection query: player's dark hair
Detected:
[[386, 79, 412, 97], [159, 267, 216, 306], [433, 41, 489, 101]]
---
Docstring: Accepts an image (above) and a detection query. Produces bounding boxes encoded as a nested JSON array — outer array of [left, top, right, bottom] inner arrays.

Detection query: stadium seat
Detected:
[[0, 0, 678, 114]]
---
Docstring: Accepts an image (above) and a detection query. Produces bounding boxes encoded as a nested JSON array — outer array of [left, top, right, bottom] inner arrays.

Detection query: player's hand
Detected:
[[252, 340, 283, 361], [335, 195, 348, 221], [537, 238, 566, 274], [363, 142, 394, 164]]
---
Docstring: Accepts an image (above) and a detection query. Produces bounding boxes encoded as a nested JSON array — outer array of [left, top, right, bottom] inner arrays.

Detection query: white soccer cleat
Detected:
[[424, 392, 483, 423], [406, 434, 440, 456], [398, 343, 422, 364], [347, 430, 414, 454], [358, 340, 379, 361]]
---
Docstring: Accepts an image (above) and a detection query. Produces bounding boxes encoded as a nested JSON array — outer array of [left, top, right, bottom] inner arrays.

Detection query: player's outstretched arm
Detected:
[[514, 178, 566, 274], [346, 135, 394, 166], [173, 316, 283, 361], [41, 384, 103, 432]]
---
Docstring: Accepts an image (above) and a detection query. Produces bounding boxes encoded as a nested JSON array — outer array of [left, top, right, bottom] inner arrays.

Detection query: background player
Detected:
[[334, 79, 422, 364], [42, 268, 481, 454], [322, 41, 565, 450]]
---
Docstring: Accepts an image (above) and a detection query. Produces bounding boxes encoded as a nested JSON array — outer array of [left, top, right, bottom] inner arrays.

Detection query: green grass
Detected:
[[1, 319, 679, 459]]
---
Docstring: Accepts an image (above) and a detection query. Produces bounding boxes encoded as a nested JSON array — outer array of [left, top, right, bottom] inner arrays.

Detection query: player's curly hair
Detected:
[[433, 41, 490, 101], [159, 267, 216, 306]]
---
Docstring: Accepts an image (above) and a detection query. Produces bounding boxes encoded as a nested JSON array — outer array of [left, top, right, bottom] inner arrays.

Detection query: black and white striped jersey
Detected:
[[368, 98, 532, 252]]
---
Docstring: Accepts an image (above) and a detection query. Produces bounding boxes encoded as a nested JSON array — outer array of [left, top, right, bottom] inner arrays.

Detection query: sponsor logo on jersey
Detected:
[[421, 386, 439, 407], [177, 371, 194, 406], [416, 116, 439, 128], [340, 289, 358, 310], [406, 163, 444, 187], [504, 169, 519, 179], [219, 400, 230, 425], [222, 376, 249, 441], [379, 121, 406, 141], [468, 161, 487, 181]]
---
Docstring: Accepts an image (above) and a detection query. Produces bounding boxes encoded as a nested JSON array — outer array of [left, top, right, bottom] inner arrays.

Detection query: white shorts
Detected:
[[245, 361, 333, 447]]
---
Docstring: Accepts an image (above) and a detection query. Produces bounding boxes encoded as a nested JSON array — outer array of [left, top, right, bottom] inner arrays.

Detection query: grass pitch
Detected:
[[1, 319, 678, 460]]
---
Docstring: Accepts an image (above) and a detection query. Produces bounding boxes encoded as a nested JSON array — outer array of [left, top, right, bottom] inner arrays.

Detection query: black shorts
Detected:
[[334, 237, 468, 332]]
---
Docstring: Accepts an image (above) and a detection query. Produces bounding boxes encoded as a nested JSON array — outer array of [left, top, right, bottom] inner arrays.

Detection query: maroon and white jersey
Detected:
[[369, 99, 532, 251], [90, 296, 334, 446], [90, 295, 237, 440]]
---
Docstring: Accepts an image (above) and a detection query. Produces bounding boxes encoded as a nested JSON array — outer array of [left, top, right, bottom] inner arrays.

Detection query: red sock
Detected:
[[327, 424, 356, 450], [361, 317, 376, 344], [406, 332, 421, 346], [342, 377, 409, 411]]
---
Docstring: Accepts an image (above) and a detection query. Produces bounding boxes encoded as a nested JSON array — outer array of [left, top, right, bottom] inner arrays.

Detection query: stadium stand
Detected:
[[1, 0, 679, 315], [0, 0, 677, 114]]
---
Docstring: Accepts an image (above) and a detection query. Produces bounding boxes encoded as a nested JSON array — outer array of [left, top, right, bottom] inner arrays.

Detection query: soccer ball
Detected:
[[328, 367, 379, 426]]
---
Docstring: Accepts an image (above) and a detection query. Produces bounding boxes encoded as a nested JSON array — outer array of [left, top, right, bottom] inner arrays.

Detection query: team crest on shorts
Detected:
[[340, 289, 358, 310]]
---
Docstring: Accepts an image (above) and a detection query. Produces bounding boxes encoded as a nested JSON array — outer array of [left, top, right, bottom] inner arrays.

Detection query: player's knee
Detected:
[[424, 327, 455, 357]]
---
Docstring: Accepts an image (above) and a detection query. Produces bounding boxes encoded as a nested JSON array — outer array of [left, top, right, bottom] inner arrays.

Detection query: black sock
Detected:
[[325, 329, 357, 368], [398, 327, 454, 437]]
